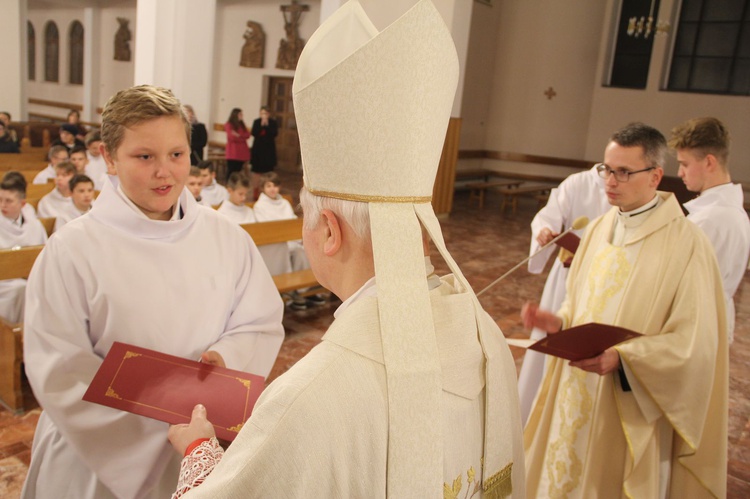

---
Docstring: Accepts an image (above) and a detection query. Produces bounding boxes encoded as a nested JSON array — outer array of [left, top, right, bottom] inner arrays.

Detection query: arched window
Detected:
[[28, 21, 36, 81], [69, 21, 84, 85], [44, 21, 59, 83]]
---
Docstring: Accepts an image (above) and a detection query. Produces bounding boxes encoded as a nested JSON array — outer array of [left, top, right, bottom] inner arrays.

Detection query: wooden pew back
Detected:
[[0, 245, 44, 281]]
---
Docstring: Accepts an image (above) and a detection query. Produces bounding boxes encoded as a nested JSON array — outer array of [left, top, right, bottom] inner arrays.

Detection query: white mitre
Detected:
[[294, 1, 516, 496]]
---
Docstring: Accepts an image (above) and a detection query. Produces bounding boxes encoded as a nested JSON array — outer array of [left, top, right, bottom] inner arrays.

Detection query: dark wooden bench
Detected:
[[495, 183, 556, 214], [0, 245, 44, 412], [465, 179, 524, 209]]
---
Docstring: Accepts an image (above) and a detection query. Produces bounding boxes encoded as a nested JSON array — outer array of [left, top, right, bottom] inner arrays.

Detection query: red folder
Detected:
[[555, 231, 581, 254], [529, 322, 641, 361], [83, 342, 265, 441]]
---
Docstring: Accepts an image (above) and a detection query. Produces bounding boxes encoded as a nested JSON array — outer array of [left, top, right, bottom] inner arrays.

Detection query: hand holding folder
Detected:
[[516, 322, 641, 361], [83, 342, 265, 441]]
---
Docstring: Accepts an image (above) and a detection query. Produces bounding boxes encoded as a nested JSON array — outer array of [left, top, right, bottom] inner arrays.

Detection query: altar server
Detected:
[[669, 117, 750, 344], [22, 85, 284, 499], [0, 174, 47, 323]]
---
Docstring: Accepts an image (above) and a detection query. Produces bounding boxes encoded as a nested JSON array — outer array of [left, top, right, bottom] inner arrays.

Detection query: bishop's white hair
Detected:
[[299, 187, 371, 240]]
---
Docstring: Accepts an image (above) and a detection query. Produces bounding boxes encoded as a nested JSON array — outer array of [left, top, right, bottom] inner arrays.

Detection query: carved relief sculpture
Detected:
[[114, 17, 131, 62], [240, 21, 265, 68], [276, 1, 309, 70]]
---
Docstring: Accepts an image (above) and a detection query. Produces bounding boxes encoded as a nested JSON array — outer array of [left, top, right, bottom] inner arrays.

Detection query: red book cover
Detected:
[[83, 342, 265, 441], [555, 231, 581, 254], [528, 322, 642, 361]]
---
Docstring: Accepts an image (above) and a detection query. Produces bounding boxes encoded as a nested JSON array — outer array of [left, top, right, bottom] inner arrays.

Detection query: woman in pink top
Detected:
[[224, 108, 251, 178]]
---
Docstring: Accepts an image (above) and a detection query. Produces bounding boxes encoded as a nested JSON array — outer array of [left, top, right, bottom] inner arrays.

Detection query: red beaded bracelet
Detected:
[[184, 437, 212, 457]]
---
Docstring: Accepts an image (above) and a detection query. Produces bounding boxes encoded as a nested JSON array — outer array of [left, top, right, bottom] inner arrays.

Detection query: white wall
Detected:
[[477, 0, 607, 159], [26, 2, 136, 121], [211, 0, 321, 142]]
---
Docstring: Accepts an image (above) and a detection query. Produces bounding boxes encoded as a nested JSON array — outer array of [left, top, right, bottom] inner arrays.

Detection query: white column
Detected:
[[134, 0, 217, 123], [0, 0, 27, 120], [82, 7, 100, 123]]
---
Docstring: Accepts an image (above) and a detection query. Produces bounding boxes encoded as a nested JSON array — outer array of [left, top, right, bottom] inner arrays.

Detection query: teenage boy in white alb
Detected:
[[669, 117, 750, 344], [197, 160, 228, 207], [216, 172, 257, 223], [85, 130, 108, 190], [36, 160, 76, 219], [22, 85, 284, 499], [53, 174, 95, 233], [32, 145, 69, 185]]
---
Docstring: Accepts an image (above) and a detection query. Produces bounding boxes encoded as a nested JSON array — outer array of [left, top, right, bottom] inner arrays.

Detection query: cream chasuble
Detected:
[[525, 192, 728, 499]]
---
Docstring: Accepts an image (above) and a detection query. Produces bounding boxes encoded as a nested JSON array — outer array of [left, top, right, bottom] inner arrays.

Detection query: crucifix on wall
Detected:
[[276, 0, 309, 70]]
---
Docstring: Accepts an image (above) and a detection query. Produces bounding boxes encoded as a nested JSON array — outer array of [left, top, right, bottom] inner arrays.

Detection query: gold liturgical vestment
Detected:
[[524, 192, 727, 499]]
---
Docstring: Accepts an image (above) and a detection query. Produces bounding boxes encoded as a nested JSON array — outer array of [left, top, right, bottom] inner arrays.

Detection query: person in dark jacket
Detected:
[[0, 121, 20, 153], [184, 105, 208, 165], [250, 106, 278, 199]]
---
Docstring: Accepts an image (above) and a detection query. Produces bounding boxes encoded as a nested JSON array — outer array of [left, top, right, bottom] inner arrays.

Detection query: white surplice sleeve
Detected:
[[205, 233, 284, 376], [528, 187, 564, 274]]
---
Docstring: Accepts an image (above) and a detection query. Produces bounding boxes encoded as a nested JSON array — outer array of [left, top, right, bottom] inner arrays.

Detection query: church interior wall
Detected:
[[25, 3, 136, 122], [210, 0, 321, 144]]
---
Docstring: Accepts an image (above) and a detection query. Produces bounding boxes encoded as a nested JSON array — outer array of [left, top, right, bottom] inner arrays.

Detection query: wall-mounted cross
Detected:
[[544, 87, 557, 100]]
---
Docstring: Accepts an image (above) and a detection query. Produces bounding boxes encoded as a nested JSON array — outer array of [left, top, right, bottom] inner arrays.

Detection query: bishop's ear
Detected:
[[321, 209, 342, 256]]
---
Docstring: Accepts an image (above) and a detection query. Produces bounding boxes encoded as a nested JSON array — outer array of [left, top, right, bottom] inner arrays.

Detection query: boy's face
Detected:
[[263, 181, 280, 199], [228, 186, 249, 206], [72, 181, 95, 211], [199, 169, 214, 187], [55, 169, 75, 195], [70, 152, 88, 173], [50, 149, 69, 167], [88, 140, 102, 158], [186, 175, 203, 199], [676, 149, 709, 193], [0, 189, 24, 220], [102, 115, 190, 221], [59, 130, 74, 145]]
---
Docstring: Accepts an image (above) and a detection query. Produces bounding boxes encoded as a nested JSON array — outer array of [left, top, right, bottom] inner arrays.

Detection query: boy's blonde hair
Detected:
[[101, 85, 190, 157], [668, 117, 730, 167], [54, 161, 77, 176], [189, 166, 201, 177]]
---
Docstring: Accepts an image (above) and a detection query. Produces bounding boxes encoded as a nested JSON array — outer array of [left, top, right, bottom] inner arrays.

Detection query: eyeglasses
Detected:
[[595, 163, 655, 182]]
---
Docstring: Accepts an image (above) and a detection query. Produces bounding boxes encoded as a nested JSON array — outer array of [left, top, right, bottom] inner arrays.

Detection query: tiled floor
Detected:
[[1, 178, 748, 497]]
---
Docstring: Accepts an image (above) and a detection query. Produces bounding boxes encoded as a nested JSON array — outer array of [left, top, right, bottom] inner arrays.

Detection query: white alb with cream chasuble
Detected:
[[519, 166, 609, 425], [0, 212, 47, 322], [22, 180, 284, 499], [179, 275, 524, 498], [524, 192, 728, 499]]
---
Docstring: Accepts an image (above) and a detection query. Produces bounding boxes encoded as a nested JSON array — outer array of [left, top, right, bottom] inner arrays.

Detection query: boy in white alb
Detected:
[[32, 145, 69, 185], [53, 174, 95, 232], [197, 160, 228, 207], [254, 172, 308, 272], [0, 174, 47, 322], [186, 167, 211, 207], [85, 131, 108, 190], [37, 161, 76, 219], [22, 85, 284, 499], [216, 173, 256, 223], [69, 145, 89, 174]]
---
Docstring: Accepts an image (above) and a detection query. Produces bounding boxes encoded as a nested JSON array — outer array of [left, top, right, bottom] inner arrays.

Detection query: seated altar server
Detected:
[[36, 160, 76, 219], [216, 172, 256, 223], [197, 160, 228, 207], [22, 85, 285, 499], [0, 174, 47, 323], [166, 1, 525, 497], [52, 174, 95, 233], [522, 123, 727, 498]]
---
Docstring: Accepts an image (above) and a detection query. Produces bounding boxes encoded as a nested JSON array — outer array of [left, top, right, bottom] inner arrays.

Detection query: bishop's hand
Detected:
[[168, 404, 216, 456]]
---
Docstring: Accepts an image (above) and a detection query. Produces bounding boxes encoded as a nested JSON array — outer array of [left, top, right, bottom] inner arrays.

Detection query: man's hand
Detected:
[[569, 348, 620, 375], [168, 404, 216, 455], [201, 351, 226, 368], [521, 301, 563, 333], [536, 227, 559, 247]]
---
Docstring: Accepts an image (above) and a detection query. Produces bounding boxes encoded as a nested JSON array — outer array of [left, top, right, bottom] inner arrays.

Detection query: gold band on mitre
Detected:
[[306, 185, 432, 204]]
